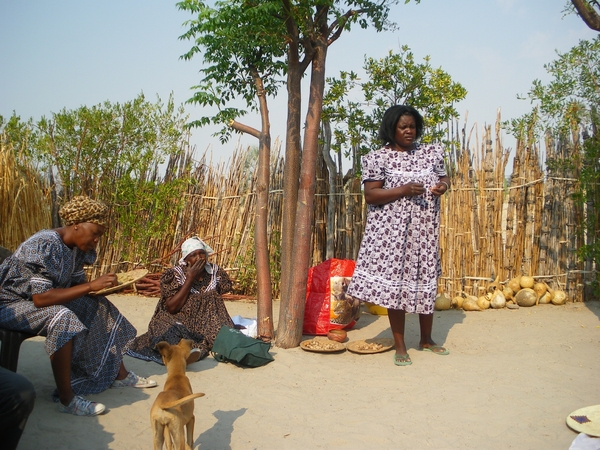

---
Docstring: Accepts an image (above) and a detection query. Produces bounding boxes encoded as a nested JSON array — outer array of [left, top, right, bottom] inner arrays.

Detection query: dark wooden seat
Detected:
[[0, 328, 37, 372], [0, 248, 35, 372]]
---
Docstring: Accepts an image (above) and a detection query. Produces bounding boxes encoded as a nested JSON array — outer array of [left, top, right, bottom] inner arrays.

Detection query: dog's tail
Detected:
[[161, 392, 205, 410]]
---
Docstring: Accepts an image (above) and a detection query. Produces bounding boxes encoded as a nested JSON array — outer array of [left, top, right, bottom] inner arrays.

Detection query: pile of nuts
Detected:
[[356, 342, 384, 351], [302, 340, 340, 351]]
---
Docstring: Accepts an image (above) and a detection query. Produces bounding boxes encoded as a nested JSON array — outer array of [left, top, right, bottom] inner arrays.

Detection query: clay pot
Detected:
[[327, 329, 347, 343]]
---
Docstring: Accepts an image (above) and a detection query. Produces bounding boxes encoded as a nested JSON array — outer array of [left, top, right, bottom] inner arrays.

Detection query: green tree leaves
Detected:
[[323, 46, 467, 157], [178, 0, 287, 143], [1, 93, 193, 261], [509, 36, 600, 294]]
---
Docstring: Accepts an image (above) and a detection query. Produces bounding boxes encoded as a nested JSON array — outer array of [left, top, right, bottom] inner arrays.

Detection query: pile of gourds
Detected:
[[435, 275, 568, 311]]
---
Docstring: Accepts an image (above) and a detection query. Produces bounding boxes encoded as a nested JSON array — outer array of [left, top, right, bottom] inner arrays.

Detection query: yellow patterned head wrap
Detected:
[[59, 196, 109, 227]]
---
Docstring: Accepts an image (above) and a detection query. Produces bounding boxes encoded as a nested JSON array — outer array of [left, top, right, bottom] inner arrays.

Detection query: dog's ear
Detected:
[[155, 341, 171, 357]]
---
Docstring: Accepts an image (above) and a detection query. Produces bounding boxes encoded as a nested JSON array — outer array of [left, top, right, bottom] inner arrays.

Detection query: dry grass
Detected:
[[0, 137, 51, 251]]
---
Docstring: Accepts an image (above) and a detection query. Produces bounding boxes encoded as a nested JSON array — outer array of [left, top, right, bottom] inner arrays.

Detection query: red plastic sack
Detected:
[[303, 258, 359, 335]]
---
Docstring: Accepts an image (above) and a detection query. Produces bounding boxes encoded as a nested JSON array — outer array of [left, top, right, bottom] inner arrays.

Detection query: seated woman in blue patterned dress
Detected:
[[0, 196, 157, 417], [127, 237, 234, 365]]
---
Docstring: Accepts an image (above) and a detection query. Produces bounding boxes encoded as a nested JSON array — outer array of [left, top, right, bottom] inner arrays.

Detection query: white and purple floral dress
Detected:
[[347, 143, 446, 314]]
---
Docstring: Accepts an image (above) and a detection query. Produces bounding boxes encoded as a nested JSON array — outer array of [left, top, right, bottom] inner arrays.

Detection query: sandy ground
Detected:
[[13, 295, 600, 450]]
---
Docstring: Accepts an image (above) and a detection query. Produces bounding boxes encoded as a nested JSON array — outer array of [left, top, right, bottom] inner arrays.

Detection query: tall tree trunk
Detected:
[[276, 0, 312, 346], [253, 70, 274, 341], [276, 38, 328, 348], [231, 68, 274, 340], [278, 59, 302, 315], [255, 131, 273, 340]]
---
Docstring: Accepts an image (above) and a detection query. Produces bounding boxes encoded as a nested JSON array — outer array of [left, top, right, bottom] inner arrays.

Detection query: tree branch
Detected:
[[282, 0, 300, 51], [571, 0, 600, 31], [229, 120, 260, 139], [327, 9, 361, 45]]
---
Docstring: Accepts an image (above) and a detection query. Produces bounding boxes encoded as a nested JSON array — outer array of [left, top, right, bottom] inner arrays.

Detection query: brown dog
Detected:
[[151, 339, 205, 450]]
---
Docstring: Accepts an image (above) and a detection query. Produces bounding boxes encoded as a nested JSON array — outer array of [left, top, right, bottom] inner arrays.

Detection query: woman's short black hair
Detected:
[[378, 105, 424, 144]]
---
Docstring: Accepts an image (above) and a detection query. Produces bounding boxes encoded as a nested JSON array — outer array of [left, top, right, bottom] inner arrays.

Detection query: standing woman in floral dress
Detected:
[[346, 105, 451, 366]]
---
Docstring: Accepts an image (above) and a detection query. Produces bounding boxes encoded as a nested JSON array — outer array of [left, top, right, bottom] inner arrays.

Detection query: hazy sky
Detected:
[[0, 1, 596, 164]]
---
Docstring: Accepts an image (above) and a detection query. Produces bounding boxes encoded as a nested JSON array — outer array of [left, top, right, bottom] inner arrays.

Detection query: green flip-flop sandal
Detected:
[[418, 345, 449, 355], [394, 353, 412, 366]]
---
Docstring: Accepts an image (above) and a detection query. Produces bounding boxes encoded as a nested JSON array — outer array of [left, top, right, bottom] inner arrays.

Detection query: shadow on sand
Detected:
[[351, 305, 466, 350], [196, 407, 247, 449], [18, 339, 156, 449], [583, 299, 600, 321]]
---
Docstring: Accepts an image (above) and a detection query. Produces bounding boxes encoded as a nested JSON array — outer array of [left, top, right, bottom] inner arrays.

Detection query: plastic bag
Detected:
[[231, 315, 258, 338], [302, 258, 360, 335]]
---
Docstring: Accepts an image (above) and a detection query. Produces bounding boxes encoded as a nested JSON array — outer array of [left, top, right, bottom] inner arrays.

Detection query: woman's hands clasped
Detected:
[[402, 180, 449, 198], [364, 179, 449, 205], [402, 182, 426, 197]]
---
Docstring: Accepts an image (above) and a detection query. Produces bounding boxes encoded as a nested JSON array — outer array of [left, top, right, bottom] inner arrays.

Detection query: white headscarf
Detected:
[[178, 237, 215, 274]]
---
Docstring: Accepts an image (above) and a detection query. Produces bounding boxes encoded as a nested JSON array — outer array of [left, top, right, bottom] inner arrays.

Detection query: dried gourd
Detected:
[[515, 288, 537, 307], [435, 293, 452, 311], [520, 275, 535, 289], [551, 290, 567, 305], [466, 294, 478, 303], [508, 277, 521, 293], [462, 299, 481, 311], [452, 296, 464, 309], [490, 290, 506, 309], [502, 286, 514, 301], [533, 282, 547, 303], [477, 295, 490, 310], [487, 275, 501, 293], [538, 291, 552, 304]]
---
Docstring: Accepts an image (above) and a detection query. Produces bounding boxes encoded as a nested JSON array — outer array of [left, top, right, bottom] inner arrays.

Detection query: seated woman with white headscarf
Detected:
[[127, 237, 234, 365]]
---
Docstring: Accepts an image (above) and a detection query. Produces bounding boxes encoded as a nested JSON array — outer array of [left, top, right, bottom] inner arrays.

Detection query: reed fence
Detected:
[[1, 117, 597, 301]]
